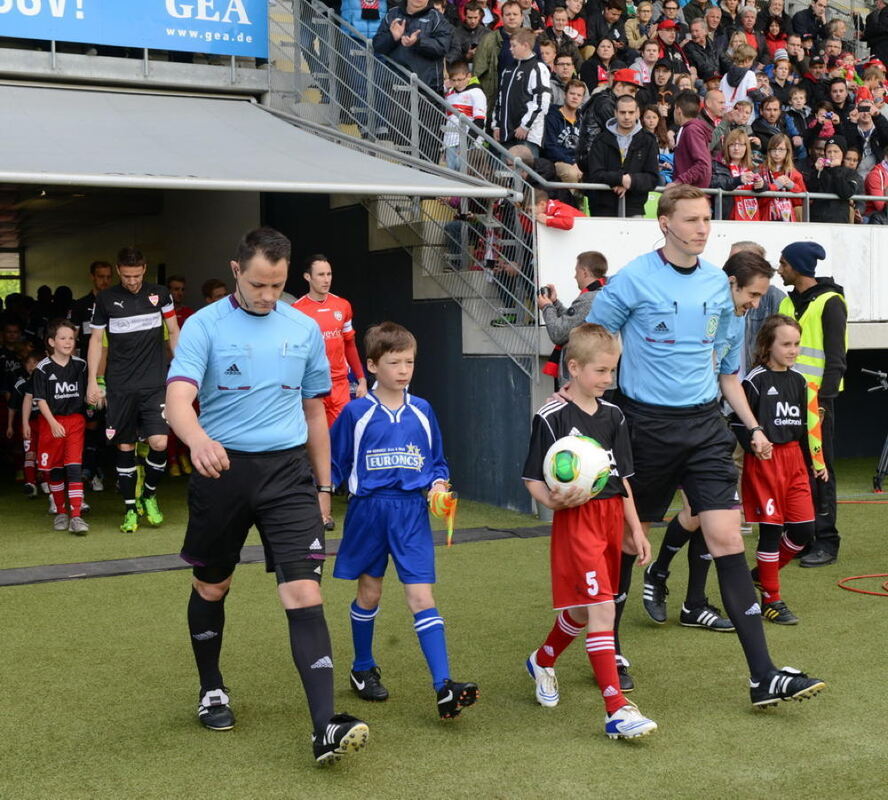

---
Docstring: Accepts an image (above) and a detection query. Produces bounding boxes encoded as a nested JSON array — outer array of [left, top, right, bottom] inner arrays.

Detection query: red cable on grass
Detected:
[[836, 574, 888, 597]]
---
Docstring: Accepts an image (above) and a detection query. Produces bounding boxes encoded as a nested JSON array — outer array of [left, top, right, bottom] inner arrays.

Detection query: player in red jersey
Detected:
[[293, 255, 367, 426]]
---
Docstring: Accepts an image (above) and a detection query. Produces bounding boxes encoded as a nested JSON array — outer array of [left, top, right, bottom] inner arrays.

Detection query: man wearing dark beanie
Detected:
[[778, 241, 848, 567]]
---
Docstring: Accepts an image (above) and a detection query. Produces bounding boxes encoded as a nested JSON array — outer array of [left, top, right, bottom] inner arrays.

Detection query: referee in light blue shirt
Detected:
[[165, 227, 369, 764], [586, 185, 826, 708]]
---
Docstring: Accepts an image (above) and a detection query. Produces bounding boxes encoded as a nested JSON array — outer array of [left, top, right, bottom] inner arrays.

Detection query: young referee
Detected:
[[165, 227, 369, 764], [586, 185, 826, 708]]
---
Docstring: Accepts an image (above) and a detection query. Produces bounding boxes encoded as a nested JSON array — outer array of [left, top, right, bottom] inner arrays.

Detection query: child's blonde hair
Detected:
[[564, 323, 620, 367]]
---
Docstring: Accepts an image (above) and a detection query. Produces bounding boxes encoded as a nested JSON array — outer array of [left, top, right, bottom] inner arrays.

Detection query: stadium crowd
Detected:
[[335, 0, 888, 222]]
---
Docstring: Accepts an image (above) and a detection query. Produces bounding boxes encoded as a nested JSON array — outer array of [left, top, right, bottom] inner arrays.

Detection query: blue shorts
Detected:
[[333, 490, 436, 584]]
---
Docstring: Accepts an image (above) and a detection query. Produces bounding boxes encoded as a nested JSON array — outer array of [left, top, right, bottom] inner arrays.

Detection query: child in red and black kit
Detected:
[[32, 320, 89, 534], [522, 324, 657, 739], [8, 350, 43, 497], [732, 314, 828, 625]]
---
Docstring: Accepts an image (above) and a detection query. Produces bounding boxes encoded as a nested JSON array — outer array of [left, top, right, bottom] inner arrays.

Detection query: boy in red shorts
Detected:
[[522, 323, 657, 739], [32, 320, 89, 534]]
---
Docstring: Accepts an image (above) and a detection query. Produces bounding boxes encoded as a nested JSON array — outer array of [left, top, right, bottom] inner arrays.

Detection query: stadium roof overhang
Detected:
[[0, 83, 509, 199]]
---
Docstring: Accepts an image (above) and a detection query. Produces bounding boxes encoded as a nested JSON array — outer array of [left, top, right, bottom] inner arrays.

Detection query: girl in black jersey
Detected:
[[739, 315, 828, 625]]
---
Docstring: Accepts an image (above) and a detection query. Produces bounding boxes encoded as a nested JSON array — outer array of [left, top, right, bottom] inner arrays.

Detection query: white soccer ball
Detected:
[[543, 435, 612, 498]]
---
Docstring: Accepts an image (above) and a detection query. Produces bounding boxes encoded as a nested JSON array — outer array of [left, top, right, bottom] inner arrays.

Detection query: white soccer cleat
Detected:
[[526, 650, 559, 708], [605, 702, 658, 739]]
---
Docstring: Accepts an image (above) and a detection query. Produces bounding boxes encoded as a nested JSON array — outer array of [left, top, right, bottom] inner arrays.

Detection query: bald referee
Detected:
[[166, 227, 369, 765]]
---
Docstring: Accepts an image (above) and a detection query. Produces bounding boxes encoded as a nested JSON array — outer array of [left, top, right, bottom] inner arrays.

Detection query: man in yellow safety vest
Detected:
[[777, 242, 848, 567]]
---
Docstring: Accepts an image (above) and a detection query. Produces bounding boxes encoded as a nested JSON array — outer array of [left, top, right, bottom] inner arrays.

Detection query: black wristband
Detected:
[[316, 485, 333, 494], [748, 426, 764, 436]]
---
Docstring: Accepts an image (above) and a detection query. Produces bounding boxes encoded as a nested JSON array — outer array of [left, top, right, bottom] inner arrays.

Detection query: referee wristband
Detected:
[[316, 485, 333, 494], [748, 426, 764, 436]]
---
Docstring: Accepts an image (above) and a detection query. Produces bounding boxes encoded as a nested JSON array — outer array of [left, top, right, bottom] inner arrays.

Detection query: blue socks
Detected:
[[413, 607, 450, 691], [350, 600, 379, 671]]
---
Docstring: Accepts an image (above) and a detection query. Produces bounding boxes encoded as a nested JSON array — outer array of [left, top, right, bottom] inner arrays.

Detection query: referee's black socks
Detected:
[[285, 605, 335, 735], [714, 553, 775, 682], [188, 587, 226, 692], [142, 447, 167, 498], [613, 552, 636, 658], [653, 516, 694, 573], [685, 530, 713, 609]]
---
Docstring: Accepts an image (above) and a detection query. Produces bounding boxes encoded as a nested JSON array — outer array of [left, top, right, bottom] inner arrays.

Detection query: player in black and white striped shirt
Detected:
[[87, 247, 180, 533]]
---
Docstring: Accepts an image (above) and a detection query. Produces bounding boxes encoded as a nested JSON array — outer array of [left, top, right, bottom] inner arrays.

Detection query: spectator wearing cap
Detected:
[[630, 38, 662, 85], [807, 135, 863, 222], [670, 90, 715, 187], [586, 93, 660, 216], [777, 241, 847, 568], [575, 67, 643, 166], [655, 0, 689, 40], [586, 0, 630, 59], [755, 0, 792, 35], [656, 18, 690, 73], [791, 0, 828, 44], [841, 99, 888, 178], [684, 18, 720, 82], [799, 54, 828, 106]]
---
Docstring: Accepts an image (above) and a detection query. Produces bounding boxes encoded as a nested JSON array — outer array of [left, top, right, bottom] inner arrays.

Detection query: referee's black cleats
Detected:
[[750, 667, 826, 708], [679, 602, 735, 632], [437, 679, 479, 719], [642, 565, 669, 623], [197, 688, 235, 731], [313, 714, 370, 765], [350, 667, 389, 701]]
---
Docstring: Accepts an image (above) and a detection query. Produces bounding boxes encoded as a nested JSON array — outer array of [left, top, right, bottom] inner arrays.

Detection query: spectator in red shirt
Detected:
[[534, 189, 587, 230]]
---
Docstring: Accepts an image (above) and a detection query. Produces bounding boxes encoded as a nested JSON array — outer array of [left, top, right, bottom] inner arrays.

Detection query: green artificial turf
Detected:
[[0, 478, 541, 571], [1, 458, 886, 799]]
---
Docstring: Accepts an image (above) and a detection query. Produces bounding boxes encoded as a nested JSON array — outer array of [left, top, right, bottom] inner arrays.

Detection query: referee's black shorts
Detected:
[[180, 445, 325, 584], [105, 386, 167, 444], [619, 395, 740, 522]]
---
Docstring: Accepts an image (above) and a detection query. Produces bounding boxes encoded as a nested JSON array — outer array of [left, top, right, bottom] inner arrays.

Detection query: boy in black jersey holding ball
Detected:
[[732, 315, 828, 625]]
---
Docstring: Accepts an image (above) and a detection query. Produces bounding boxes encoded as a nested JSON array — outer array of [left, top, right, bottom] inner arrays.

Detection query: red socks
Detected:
[[535, 610, 583, 668], [68, 481, 84, 518], [586, 631, 626, 714], [755, 549, 781, 602]]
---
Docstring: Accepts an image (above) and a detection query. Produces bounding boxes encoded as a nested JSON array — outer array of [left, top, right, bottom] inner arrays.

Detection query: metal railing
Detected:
[[288, 0, 546, 378]]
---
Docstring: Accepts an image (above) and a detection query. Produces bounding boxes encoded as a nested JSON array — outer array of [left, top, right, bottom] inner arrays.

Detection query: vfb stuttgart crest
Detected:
[[148, 293, 159, 306], [334, 310, 343, 321], [105, 428, 116, 440]]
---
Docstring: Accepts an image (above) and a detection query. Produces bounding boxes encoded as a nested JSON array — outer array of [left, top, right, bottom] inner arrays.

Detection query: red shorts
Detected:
[[551, 494, 624, 610], [323, 380, 352, 427], [36, 414, 86, 471], [742, 442, 814, 525]]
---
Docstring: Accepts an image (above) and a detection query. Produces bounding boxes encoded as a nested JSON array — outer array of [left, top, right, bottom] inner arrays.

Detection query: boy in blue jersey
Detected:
[[330, 322, 479, 719], [586, 185, 825, 708]]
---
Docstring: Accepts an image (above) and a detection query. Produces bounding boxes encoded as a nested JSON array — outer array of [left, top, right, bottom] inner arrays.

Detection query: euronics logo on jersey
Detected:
[[365, 443, 425, 471]]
